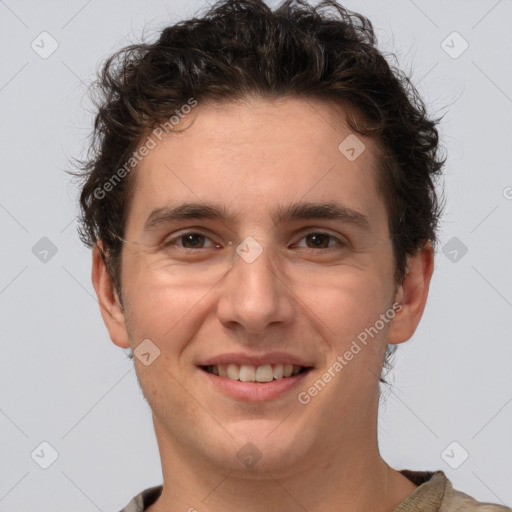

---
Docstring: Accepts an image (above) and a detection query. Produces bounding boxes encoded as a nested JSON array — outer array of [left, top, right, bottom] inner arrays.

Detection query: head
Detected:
[[74, 0, 444, 473]]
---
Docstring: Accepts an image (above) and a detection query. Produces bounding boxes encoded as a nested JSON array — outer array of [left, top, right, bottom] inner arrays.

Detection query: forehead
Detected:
[[127, 96, 386, 232]]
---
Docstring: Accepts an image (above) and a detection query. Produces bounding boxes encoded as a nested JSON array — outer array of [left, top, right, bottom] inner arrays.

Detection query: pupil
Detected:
[[183, 234, 203, 248], [308, 234, 328, 248]]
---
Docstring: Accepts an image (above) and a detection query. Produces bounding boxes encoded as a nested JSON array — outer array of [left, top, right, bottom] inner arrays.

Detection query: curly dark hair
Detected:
[[71, 0, 445, 383]]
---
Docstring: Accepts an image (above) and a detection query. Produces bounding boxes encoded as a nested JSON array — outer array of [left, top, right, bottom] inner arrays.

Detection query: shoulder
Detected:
[[117, 485, 163, 512], [442, 477, 512, 512], [395, 470, 512, 512]]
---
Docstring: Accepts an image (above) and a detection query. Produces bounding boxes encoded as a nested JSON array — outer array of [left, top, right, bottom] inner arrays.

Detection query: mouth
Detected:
[[196, 352, 315, 401], [200, 363, 311, 383]]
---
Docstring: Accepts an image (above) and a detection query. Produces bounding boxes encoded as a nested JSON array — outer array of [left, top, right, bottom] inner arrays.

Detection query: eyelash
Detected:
[[161, 230, 345, 252]]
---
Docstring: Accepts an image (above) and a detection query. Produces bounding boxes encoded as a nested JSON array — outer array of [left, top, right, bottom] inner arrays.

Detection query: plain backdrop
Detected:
[[1, 0, 511, 510]]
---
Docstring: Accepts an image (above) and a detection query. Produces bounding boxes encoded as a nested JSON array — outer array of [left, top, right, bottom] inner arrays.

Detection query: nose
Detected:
[[215, 238, 294, 335]]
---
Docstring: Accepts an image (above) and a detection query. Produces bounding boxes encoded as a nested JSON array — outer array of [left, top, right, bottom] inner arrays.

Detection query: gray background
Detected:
[[1, 0, 511, 510]]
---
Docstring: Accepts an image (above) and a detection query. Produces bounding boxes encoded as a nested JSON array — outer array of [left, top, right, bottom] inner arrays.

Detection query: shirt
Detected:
[[118, 469, 512, 511]]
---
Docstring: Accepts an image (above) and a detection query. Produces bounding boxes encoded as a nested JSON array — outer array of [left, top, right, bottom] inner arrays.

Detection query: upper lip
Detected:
[[198, 352, 314, 368]]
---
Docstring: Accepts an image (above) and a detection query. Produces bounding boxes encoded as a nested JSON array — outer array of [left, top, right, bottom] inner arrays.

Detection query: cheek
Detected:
[[293, 269, 391, 346], [123, 271, 209, 349], [122, 249, 231, 338]]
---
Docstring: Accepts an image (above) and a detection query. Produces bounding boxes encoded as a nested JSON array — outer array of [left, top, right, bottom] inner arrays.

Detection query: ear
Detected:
[[388, 241, 434, 345], [91, 243, 131, 349]]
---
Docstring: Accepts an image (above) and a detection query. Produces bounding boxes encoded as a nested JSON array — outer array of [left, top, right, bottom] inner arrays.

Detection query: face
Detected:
[[93, 96, 433, 476]]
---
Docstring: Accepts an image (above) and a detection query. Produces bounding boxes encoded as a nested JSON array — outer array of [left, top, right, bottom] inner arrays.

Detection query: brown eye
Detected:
[[162, 232, 217, 250], [294, 232, 344, 250], [180, 233, 206, 249], [305, 233, 331, 249]]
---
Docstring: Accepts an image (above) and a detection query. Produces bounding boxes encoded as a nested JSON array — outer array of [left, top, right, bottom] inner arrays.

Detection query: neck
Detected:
[[146, 417, 417, 512]]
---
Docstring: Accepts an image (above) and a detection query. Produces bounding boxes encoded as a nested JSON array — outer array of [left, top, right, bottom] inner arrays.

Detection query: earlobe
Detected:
[[387, 241, 434, 345], [91, 243, 131, 349]]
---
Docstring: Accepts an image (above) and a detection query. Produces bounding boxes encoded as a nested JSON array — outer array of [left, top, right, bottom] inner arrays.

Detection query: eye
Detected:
[[293, 231, 345, 250], [161, 230, 345, 252], [163, 232, 219, 250]]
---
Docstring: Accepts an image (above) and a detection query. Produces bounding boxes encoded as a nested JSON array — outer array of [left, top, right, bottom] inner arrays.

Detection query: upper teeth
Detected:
[[207, 363, 303, 382]]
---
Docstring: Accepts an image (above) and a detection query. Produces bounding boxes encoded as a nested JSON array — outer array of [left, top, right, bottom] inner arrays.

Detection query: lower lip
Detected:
[[199, 368, 312, 402]]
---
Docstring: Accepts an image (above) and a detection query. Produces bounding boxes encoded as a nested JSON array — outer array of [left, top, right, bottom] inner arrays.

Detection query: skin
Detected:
[[92, 96, 434, 512]]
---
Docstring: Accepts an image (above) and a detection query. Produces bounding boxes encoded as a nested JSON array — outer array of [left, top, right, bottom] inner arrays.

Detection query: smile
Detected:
[[199, 363, 313, 402], [201, 363, 309, 382]]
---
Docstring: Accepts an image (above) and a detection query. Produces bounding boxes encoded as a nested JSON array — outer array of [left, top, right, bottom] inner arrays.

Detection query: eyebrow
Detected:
[[143, 201, 371, 231]]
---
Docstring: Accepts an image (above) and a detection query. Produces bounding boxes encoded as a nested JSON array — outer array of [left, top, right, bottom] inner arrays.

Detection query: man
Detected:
[[74, 0, 511, 510]]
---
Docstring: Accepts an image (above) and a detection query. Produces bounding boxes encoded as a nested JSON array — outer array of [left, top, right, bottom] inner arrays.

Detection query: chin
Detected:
[[206, 421, 314, 474]]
